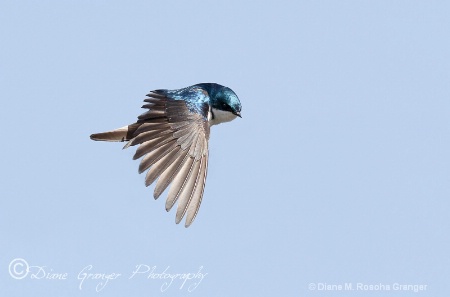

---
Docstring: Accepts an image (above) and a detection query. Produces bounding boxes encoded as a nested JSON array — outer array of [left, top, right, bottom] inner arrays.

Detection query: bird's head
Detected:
[[212, 86, 242, 118]]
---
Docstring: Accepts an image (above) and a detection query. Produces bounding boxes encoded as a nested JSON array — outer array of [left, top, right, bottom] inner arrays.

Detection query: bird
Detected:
[[90, 83, 242, 227]]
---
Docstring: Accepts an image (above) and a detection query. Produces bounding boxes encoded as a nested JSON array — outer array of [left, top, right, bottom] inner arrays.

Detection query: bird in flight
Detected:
[[90, 83, 242, 227]]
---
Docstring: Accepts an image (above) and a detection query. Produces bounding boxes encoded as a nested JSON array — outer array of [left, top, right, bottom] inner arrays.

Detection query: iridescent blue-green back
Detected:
[[154, 83, 241, 119]]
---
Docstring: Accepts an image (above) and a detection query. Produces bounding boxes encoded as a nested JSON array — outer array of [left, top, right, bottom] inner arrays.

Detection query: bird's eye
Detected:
[[222, 103, 231, 111]]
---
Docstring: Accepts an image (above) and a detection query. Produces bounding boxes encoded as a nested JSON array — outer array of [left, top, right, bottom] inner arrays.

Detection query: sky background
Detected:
[[1, 1, 449, 296]]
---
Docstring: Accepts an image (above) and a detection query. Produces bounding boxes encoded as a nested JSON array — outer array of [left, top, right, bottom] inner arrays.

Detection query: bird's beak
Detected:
[[235, 111, 242, 118]]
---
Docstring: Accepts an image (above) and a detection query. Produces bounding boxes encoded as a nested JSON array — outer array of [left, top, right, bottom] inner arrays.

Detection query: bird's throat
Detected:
[[209, 108, 237, 126]]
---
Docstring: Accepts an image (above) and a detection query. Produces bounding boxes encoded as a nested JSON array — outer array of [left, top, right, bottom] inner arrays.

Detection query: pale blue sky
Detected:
[[1, 1, 449, 296]]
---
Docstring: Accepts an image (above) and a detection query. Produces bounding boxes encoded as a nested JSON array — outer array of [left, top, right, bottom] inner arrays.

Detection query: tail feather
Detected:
[[90, 123, 141, 142]]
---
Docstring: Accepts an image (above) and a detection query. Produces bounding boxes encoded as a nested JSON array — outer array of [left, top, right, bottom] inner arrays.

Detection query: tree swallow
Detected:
[[90, 83, 242, 227]]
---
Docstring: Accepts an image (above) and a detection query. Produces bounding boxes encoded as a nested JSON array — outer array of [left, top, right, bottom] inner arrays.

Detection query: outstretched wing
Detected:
[[90, 88, 211, 226], [125, 90, 210, 227]]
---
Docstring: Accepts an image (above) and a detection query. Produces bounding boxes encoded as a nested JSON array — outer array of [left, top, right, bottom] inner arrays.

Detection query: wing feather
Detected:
[[129, 129, 172, 147], [138, 140, 177, 173], [165, 156, 195, 212], [134, 122, 170, 135], [178, 130, 198, 150], [145, 146, 181, 187], [133, 133, 173, 160], [154, 149, 190, 199], [185, 149, 208, 227], [175, 155, 202, 224]]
